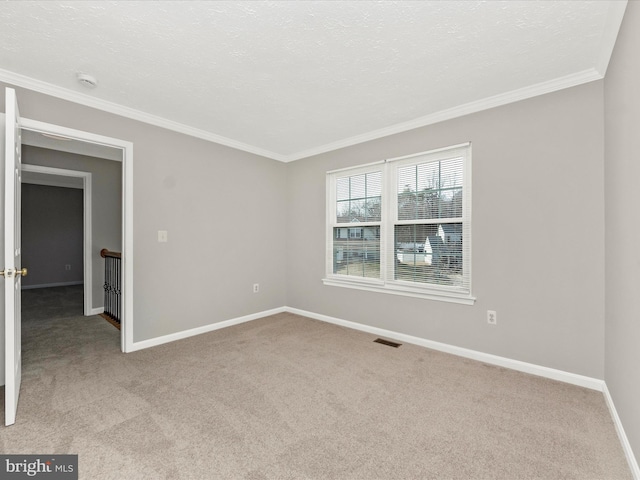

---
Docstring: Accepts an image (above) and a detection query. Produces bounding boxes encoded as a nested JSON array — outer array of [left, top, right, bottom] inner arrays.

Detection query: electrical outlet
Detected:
[[65, 264, 71, 271], [487, 310, 497, 325], [253, 283, 260, 293]]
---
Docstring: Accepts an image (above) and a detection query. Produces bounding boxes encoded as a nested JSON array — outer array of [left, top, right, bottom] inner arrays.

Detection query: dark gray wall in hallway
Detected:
[[22, 183, 83, 288]]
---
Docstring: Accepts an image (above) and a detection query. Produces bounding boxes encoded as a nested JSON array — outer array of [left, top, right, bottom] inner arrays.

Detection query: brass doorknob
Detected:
[[0, 268, 26, 277]]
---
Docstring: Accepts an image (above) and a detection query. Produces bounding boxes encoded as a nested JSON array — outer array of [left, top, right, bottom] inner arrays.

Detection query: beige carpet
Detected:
[[0, 311, 632, 479]]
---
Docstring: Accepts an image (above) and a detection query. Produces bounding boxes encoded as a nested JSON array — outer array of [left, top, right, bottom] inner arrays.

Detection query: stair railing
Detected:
[[100, 248, 122, 327]]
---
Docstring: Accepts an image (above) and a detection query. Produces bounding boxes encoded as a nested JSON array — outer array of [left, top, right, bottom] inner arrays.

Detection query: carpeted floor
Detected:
[[0, 297, 632, 479], [21, 284, 85, 321]]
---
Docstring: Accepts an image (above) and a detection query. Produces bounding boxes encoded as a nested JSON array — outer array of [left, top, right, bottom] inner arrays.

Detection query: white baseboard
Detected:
[[285, 307, 605, 392], [127, 304, 605, 391], [127, 307, 287, 352], [22, 281, 84, 290], [603, 384, 640, 479], [90, 307, 104, 315]]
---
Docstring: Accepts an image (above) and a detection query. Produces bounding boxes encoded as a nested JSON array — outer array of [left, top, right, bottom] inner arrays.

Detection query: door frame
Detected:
[[20, 118, 133, 352], [21, 165, 93, 316]]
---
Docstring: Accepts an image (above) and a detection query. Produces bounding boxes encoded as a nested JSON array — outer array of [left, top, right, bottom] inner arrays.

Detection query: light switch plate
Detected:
[[158, 230, 168, 243]]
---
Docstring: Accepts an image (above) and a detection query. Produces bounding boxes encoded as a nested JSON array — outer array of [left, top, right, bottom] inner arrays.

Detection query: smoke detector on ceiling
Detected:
[[76, 72, 98, 88]]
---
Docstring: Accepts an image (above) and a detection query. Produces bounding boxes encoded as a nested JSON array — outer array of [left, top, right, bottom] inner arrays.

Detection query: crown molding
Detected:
[[0, 68, 287, 162], [0, 66, 604, 164], [283, 68, 604, 162], [595, 0, 628, 77]]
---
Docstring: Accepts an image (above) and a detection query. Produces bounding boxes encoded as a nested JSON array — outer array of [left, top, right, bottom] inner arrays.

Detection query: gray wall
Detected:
[[604, 0, 640, 468], [129, 128, 287, 340], [286, 81, 606, 379], [21, 146, 122, 310], [21, 184, 83, 288], [0, 81, 288, 345]]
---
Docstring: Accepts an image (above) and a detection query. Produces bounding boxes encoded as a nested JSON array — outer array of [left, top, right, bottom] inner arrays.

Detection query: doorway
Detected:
[[21, 164, 92, 316], [19, 117, 134, 352]]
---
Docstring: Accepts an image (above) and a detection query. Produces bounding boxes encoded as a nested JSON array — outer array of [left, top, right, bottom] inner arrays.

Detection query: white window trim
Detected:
[[323, 143, 475, 305]]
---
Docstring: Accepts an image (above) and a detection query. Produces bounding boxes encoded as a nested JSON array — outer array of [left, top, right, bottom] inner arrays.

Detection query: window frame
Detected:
[[325, 162, 384, 287], [323, 143, 475, 305]]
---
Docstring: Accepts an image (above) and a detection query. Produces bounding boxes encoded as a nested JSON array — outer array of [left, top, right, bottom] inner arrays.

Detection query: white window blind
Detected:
[[324, 143, 473, 305], [386, 145, 471, 296], [329, 166, 382, 280]]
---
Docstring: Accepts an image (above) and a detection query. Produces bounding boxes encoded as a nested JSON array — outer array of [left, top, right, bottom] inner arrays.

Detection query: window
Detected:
[[330, 167, 382, 279], [324, 143, 474, 304]]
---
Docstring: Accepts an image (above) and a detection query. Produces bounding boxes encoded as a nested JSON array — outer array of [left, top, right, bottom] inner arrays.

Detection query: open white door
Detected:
[[4, 87, 24, 426]]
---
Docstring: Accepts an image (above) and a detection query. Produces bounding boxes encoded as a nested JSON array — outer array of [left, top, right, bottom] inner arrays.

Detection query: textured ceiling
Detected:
[[0, 1, 628, 161]]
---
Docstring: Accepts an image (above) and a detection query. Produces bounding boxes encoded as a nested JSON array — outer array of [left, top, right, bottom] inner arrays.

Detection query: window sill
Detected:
[[322, 277, 476, 305]]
